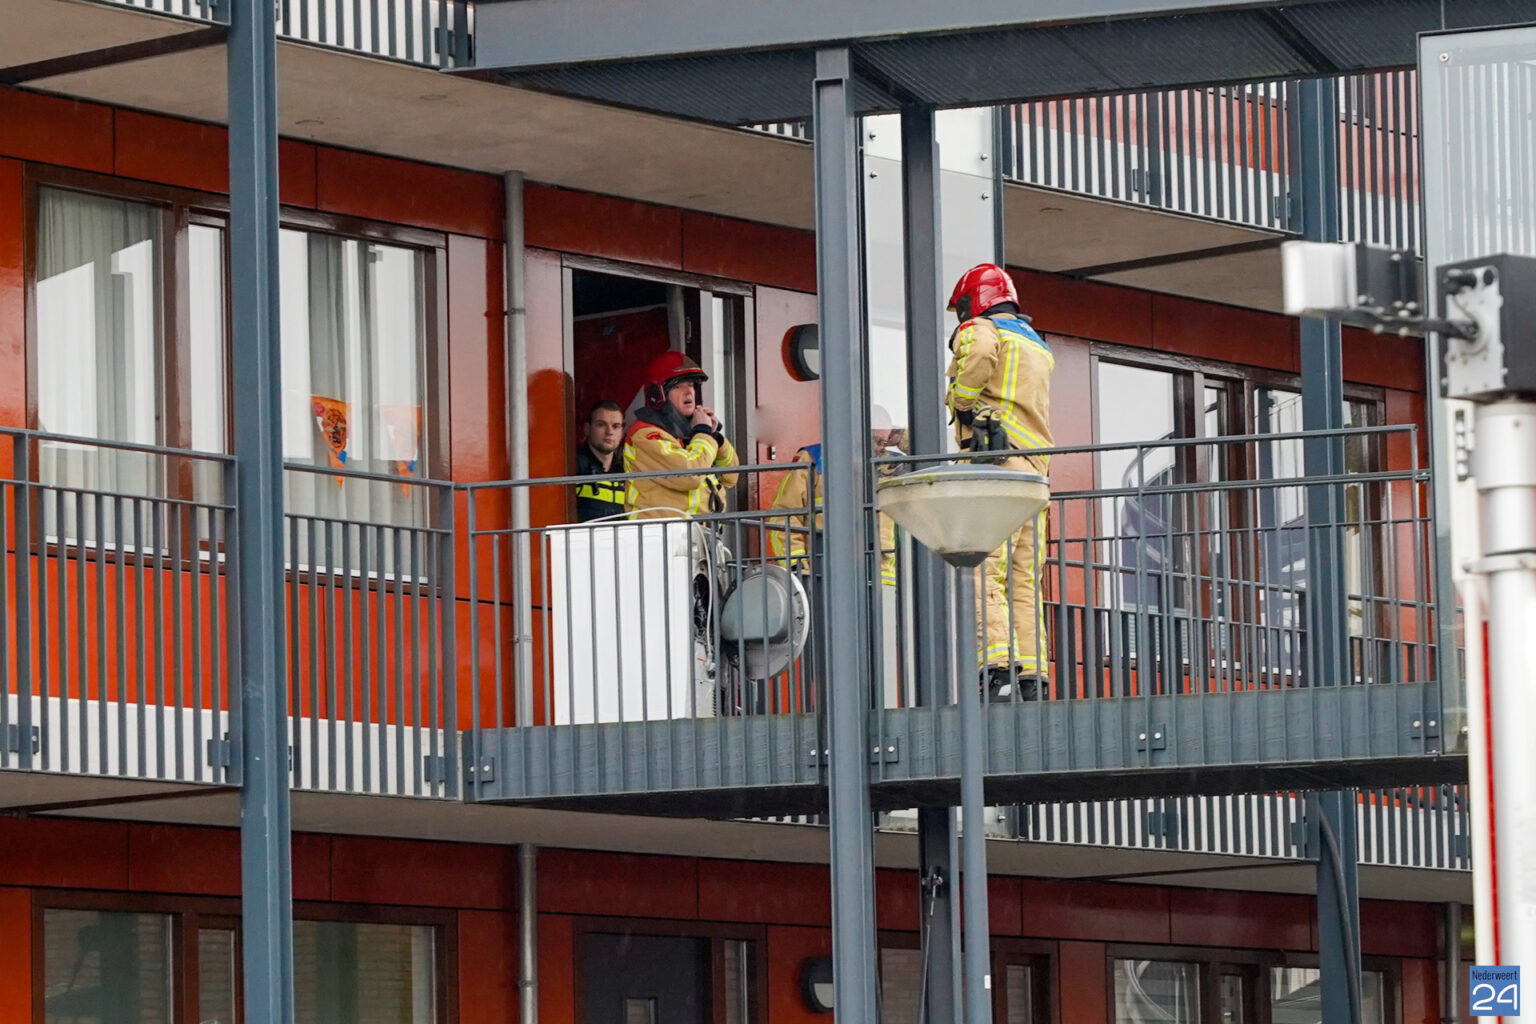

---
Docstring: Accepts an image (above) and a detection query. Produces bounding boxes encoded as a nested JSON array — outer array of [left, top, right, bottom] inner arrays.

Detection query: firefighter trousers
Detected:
[[973, 456, 1048, 674]]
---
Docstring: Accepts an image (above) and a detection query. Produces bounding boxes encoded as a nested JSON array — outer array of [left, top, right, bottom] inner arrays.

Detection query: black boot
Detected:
[[985, 666, 1041, 702]]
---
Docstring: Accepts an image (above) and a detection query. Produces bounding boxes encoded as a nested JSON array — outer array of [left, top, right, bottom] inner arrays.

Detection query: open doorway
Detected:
[[567, 264, 751, 474]]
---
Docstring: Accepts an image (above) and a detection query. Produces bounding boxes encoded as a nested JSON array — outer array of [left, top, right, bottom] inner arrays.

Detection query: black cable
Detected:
[[1318, 810, 1364, 1024], [916, 866, 944, 1023]]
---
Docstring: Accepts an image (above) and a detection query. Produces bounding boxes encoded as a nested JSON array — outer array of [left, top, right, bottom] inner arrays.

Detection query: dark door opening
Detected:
[[582, 933, 710, 1024]]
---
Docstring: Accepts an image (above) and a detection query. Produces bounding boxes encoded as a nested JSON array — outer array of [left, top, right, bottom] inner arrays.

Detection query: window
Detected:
[[279, 229, 431, 532], [293, 920, 437, 1024], [1114, 959, 1201, 1024], [35, 189, 164, 510], [40, 899, 446, 1024], [43, 908, 174, 1024], [1270, 967, 1388, 1024]]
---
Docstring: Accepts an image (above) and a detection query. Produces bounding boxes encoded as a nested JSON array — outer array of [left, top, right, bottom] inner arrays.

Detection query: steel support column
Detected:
[[812, 46, 880, 1024], [902, 101, 962, 1024], [228, 1, 294, 1023], [1297, 76, 1361, 1024], [954, 568, 992, 1024]]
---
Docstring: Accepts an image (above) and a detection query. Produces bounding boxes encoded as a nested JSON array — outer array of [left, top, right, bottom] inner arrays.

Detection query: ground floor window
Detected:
[[1111, 953, 1393, 1024], [39, 897, 448, 1024]]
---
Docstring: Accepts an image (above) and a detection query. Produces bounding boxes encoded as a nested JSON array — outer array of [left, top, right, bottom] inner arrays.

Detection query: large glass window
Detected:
[[1113, 959, 1202, 1024], [1270, 967, 1387, 1024], [43, 908, 174, 1024], [279, 229, 430, 532], [35, 188, 163, 503], [293, 920, 436, 1024]]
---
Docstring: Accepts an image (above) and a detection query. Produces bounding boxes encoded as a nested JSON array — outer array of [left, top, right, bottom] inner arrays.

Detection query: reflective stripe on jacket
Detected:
[[623, 414, 740, 519], [945, 314, 1054, 464]]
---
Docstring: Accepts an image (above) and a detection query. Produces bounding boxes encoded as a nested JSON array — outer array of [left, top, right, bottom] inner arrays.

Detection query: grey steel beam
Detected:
[[1312, 791, 1362, 1024], [901, 101, 962, 1024], [1296, 76, 1361, 1024], [813, 46, 881, 1024], [955, 572, 993, 1024], [228, 0, 295, 1022], [473, 0, 1293, 72], [474, 682, 1460, 811]]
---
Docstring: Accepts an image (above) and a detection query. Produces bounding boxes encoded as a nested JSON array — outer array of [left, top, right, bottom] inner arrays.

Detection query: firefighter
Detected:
[[945, 263, 1053, 700], [624, 351, 740, 518], [767, 406, 901, 584], [574, 400, 627, 522]]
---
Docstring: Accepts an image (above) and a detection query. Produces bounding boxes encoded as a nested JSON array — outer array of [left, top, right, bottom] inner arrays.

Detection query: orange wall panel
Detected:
[[0, 887, 31, 1024], [330, 836, 515, 910], [447, 234, 508, 484], [1058, 940, 1108, 1024], [681, 212, 815, 293], [539, 913, 578, 1023], [315, 148, 502, 239], [1168, 888, 1311, 951], [0, 157, 22, 431], [0, 87, 113, 172], [524, 185, 681, 269], [293, 832, 333, 902], [876, 868, 919, 932], [539, 849, 699, 920], [751, 287, 821, 502], [0, 817, 128, 889], [1151, 293, 1298, 372], [1343, 327, 1426, 392], [1012, 269, 1155, 348], [989, 875, 1025, 936], [1021, 879, 1170, 943], [458, 910, 519, 1024], [766, 925, 832, 1024], [1399, 957, 1440, 1024], [697, 858, 829, 928], [128, 824, 240, 896], [115, 110, 227, 193], [279, 139, 319, 208], [1360, 899, 1439, 958]]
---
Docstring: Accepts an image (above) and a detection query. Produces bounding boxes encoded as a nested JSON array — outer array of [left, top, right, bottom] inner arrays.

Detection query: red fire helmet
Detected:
[[946, 263, 1019, 318], [644, 351, 708, 406]]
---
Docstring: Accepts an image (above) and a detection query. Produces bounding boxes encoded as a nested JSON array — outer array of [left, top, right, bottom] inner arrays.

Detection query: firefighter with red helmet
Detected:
[[945, 263, 1053, 700], [624, 351, 740, 518]]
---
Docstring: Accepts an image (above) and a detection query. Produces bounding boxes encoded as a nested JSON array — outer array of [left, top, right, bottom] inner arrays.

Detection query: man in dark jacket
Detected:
[[575, 400, 626, 522]]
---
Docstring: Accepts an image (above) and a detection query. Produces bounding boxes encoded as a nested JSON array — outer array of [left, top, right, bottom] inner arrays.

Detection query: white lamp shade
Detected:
[[877, 465, 1049, 567]]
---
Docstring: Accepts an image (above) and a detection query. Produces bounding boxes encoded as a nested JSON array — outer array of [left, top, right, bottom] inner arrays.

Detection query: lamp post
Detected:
[[878, 463, 1050, 1024]]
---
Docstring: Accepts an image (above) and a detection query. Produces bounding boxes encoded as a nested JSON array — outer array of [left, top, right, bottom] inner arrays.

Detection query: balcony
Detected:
[[463, 426, 1460, 818]]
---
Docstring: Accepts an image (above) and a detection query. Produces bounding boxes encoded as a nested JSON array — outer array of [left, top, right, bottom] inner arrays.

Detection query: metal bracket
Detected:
[[205, 736, 233, 769], [1289, 818, 1310, 856], [1407, 713, 1441, 742], [1452, 834, 1472, 862], [4, 724, 39, 756], [465, 755, 497, 784], [422, 755, 451, 785], [1145, 808, 1179, 839], [806, 740, 900, 767], [1134, 722, 1168, 752]]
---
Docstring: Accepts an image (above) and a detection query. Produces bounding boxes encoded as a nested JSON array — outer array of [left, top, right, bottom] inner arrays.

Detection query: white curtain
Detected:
[[279, 230, 428, 572], [35, 188, 161, 543]]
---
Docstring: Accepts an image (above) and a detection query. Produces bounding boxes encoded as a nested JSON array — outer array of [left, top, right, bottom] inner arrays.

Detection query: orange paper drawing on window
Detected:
[[312, 395, 349, 484]]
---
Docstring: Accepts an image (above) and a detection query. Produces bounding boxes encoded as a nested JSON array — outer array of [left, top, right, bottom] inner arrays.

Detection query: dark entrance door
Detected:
[[583, 933, 710, 1024]]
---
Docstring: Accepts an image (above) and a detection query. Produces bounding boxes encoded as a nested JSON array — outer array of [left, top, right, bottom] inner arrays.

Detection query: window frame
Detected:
[[31, 888, 456, 1024], [21, 164, 452, 482], [877, 930, 1054, 1024], [1105, 942, 1402, 1024]]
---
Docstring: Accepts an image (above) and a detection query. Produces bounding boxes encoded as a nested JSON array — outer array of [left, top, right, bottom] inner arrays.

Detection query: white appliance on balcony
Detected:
[[548, 519, 718, 724]]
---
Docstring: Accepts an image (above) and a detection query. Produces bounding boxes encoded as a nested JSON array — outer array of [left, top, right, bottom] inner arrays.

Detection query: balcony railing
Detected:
[[465, 427, 1451, 815], [1003, 71, 1421, 248], [95, 0, 475, 69], [0, 426, 1469, 870]]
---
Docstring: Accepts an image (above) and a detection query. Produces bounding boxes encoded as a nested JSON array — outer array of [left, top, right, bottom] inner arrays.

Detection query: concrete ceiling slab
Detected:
[[1097, 245, 1285, 312], [2, 0, 201, 69], [41, 786, 1471, 904]]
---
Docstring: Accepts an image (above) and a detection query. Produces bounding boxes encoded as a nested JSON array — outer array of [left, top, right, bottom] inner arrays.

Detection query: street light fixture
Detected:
[[876, 461, 1049, 1024], [877, 463, 1050, 568]]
